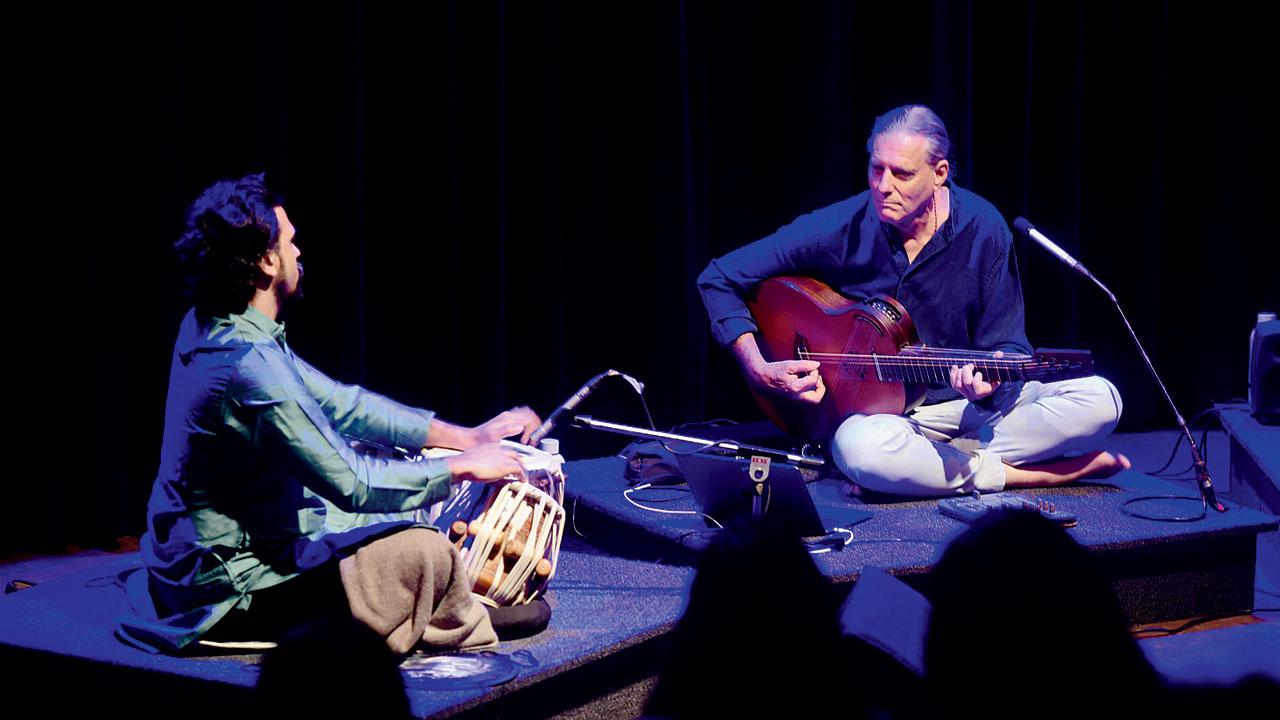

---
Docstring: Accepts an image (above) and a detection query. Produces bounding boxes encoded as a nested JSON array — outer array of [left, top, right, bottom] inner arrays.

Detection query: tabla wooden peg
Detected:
[[449, 520, 468, 542], [503, 538, 527, 561]]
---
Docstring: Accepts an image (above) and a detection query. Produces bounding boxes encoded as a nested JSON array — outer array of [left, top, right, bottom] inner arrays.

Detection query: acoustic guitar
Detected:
[[746, 276, 1094, 439]]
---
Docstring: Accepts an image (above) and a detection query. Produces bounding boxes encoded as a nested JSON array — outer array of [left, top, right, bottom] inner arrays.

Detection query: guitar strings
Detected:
[[799, 352, 1047, 368], [797, 349, 1072, 384], [799, 352, 1058, 367]]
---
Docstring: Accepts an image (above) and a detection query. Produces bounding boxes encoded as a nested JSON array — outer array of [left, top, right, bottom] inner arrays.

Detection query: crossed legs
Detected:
[[831, 376, 1128, 497]]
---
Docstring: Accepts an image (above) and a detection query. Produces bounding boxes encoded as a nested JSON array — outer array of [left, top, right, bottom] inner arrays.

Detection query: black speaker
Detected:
[[1250, 319, 1280, 424]]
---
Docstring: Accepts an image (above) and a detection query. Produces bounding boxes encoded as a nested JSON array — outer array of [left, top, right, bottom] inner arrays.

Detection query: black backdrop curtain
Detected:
[[10, 2, 1275, 551]]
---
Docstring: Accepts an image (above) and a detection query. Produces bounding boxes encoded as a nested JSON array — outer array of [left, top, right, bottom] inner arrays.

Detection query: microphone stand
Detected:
[[1091, 279, 1224, 513], [571, 415, 826, 468], [1016, 218, 1224, 513], [572, 416, 826, 519]]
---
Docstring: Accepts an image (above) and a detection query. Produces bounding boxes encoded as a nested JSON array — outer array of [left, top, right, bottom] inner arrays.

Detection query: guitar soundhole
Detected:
[[865, 298, 902, 323]]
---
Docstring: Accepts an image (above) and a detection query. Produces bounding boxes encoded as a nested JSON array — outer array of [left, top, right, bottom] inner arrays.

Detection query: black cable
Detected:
[[1120, 402, 1249, 522], [1133, 607, 1280, 638], [1146, 405, 1219, 477], [1146, 431, 1188, 477], [625, 374, 724, 456], [674, 527, 723, 549], [86, 570, 132, 590], [1119, 494, 1207, 523], [1156, 422, 1214, 480], [670, 418, 740, 433]]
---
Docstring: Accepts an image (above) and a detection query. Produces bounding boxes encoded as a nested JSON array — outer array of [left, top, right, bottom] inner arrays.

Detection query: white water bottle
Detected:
[[1250, 311, 1277, 407]]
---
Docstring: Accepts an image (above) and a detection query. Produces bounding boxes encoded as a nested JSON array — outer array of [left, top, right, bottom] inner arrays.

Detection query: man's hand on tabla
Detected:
[[754, 360, 826, 404], [472, 405, 542, 446], [444, 442, 528, 484]]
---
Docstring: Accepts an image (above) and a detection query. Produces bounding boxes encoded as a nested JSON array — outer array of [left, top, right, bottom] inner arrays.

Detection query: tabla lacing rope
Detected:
[[495, 492, 535, 602], [495, 491, 538, 603], [455, 466, 566, 604]]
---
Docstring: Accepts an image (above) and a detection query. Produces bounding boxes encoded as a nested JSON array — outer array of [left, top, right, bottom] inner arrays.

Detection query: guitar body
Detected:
[[746, 276, 1094, 440], [747, 276, 926, 439]]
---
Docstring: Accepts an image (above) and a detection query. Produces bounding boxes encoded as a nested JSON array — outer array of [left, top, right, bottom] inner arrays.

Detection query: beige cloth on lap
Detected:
[[338, 527, 498, 655]]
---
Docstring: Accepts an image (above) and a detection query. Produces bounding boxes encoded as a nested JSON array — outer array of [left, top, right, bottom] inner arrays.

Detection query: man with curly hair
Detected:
[[119, 173, 538, 655]]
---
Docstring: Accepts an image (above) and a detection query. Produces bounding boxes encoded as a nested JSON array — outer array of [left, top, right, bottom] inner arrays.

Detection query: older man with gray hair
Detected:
[[698, 105, 1128, 497]]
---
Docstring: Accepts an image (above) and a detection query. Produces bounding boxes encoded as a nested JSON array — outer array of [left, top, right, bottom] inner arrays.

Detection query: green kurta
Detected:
[[118, 307, 453, 653]]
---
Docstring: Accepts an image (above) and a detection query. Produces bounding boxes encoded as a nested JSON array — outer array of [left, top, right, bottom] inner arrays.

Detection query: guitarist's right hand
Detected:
[[732, 332, 826, 404], [754, 360, 826, 404]]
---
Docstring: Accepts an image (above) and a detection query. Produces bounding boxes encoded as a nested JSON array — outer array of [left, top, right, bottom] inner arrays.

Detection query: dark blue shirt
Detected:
[[697, 182, 1032, 405]]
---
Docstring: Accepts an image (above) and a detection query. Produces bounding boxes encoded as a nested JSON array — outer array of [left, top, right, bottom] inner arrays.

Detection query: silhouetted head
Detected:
[[254, 617, 409, 719], [925, 511, 1158, 715], [646, 521, 847, 717]]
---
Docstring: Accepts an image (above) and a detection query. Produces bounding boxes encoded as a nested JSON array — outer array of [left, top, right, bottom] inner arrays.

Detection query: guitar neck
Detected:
[[874, 356, 1024, 384], [801, 349, 1090, 384]]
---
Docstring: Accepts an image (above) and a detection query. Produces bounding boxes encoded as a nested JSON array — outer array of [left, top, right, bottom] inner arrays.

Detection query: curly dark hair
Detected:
[[174, 172, 284, 319]]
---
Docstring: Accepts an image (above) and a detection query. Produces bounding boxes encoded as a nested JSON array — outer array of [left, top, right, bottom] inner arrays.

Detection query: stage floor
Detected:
[[2, 431, 1278, 717]]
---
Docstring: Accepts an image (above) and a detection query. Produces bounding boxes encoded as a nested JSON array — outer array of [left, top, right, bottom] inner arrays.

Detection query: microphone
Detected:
[[1013, 216, 1224, 513], [1012, 217, 1110, 298], [528, 370, 645, 446]]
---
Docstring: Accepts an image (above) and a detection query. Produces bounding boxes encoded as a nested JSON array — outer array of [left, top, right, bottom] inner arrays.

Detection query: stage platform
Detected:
[[566, 453, 1278, 625], [0, 539, 690, 718], [1, 431, 1278, 717]]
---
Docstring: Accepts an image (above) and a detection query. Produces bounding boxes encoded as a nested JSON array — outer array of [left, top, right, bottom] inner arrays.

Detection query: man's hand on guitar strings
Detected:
[[950, 351, 1002, 402], [754, 359, 826, 404]]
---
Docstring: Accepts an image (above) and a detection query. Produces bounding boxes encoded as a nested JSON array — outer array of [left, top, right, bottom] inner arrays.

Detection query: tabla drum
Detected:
[[425, 441, 566, 607]]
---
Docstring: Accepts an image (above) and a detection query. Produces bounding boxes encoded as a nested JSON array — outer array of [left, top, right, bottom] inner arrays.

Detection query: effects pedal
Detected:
[[938, 493, 1077, 527]]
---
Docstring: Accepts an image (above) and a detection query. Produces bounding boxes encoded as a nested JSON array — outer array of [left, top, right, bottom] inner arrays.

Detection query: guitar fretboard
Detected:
[[799, 348, 1069, 384]]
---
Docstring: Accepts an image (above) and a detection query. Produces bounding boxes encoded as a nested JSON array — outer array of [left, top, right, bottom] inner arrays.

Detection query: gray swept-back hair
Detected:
[[865, 105, 951, 165]]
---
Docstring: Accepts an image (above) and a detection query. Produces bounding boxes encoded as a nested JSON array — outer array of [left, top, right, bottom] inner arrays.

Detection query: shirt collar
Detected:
[[175, 305, 289, 361], [237, 306, 288, 342]]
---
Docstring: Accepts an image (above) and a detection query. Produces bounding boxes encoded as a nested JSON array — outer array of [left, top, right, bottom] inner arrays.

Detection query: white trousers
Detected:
[[831, 376, 1123, 497]]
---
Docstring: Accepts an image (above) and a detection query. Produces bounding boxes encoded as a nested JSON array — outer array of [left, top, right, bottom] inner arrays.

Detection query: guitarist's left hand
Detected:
[[950, 351, 1002, 402]]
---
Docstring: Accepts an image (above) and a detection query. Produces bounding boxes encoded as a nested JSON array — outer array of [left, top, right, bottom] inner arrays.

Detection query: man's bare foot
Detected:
[[1003, 451, 1132, 489]]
